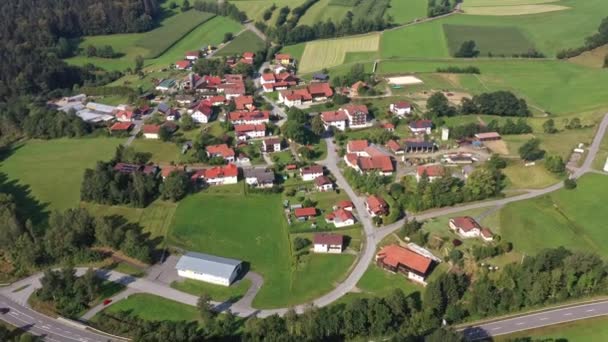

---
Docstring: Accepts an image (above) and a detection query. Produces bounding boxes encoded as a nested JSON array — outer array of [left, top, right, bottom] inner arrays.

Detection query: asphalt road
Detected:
[[460, 300, 608, 340]]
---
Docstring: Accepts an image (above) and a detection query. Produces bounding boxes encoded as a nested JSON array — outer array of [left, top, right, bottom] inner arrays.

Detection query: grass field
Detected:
[[100, 293, 199, 322], [569, 44, 608, 68], [171, 278, 251, 302], [502, 162, 561, 190], [462, 0, 568, 16], [299, 0, 352, 26], [380, 21, 450, 58], [495, 316, 608, 341], [443, 24, 536, 56], [231, 0, 307, 23], [214, 30, 266, 57], [167, 184, 356, 308], [298, 33, 380, 73], [0, 138, 122, 212], [386, 0, 428, 24], [130, 139, 184, 164], [498, 174, 608, 257]]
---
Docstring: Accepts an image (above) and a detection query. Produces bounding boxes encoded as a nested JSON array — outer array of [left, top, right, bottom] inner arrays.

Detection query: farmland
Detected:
[[230, 0, 307, 23], [214, 30, 266, 57], [495, 316, 608, 342], [443, 24, 537, 56], [298, 33, 380, 73], [0, 138, 122, 213], [96, 294, 200, 322], [386, 0, 428, 24], [462, 0, 569, 16], [299, 0, 352, 26]]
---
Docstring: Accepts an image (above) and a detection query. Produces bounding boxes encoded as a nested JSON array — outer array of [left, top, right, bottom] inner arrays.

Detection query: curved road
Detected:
[[2, 114, 607, 339]]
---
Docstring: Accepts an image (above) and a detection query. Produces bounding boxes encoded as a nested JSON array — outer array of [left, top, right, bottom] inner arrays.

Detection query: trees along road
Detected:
[[1, 114, 607, 340]]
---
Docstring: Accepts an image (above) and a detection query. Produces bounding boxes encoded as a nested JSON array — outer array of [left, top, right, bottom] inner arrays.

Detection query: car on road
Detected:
[[103, 299, 112, 306], [0, 307, 9, 314]]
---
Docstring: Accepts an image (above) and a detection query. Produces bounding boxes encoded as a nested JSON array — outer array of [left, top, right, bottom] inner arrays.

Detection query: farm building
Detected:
[[347, 140, 370, 156], [376, 244, 434, 284], [404, 140, 437, 154], [475, 132, 502, 142], [110, 122, 133, 133], [175, 252, 243, 286], [294, 207, 317, 221], [313, 233, 344, 254], [386, 140, 404, 154]]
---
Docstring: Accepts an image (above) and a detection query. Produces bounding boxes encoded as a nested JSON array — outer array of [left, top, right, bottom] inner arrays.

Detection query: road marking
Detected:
[[539, 317, 548, 321], [516, 322, 524, 325], [586, 309, 595, 312], [564, 313, 573, 316], [491, 326, 502, 331]]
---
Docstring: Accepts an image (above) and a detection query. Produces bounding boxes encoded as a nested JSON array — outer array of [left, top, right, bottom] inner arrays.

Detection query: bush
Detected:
[[293, 237, 311, 251], [564, 178, 577, 189]]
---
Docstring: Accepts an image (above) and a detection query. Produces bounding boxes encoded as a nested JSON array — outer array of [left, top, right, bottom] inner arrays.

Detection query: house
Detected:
[[416, 164, 445, 182], [175, 60, 191, 70], [321, 110, 348, 131], [307, 82, 333, 101], [192, 164, 239, 185], [405, 140, 437, 153], [409, 120, 433, 135], [390, 101, 412, 116], [207, 95, 227, 106], [260, 72, 299, 92], [234, 95, 255, 111], [350, 81, 367, 97], [376, 244, 434, 284], [279, 88, 312, 107], [347, 140, 370, 156], [325, 209, 355, 228], [449, 216, 482, 238], [115, 110, 134, 122], [175, 95, 196, 106], [275, 53, 294, 66], [262, 138, 282, 152], [235, 124, 266, 141], [386, 140, 404, 154], [228, 111, 270, 125], [312, 73, 329, 82], [155, 79, 176, 92], [242, 52, 255, 64], [481, 228, 494, 242], [366, 195, 388, 217], [336, 200, 354, 211], [313, 233, 344, 254], [175, 251, 242, 286], [206, 144, 236, 163], [314, 176, 333, 191], [109, 122, 133, 133], [294, 207, 317, 221], [345, 153, 394, 175], [342, 104, 369, 129], [475, 132, 502, 142], [244, 168, 275, 188], [142, 124, 161, 139], [161, 165, 185, 179], [300, 165, 324, 181], [185, 51, 200, 60], [166, 109, 180, 121], [382, 123, 395, 132]]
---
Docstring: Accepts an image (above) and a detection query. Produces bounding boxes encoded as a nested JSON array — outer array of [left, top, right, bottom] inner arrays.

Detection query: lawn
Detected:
[[443, 24, 537, 57], [498, 174, 608, 258], [299, 0, 352, 26], [170, 278, 251, 302], [502, 161, 561, 190], [130, 139, 184, 164], [214, 30, 266, 57], [357, 263, 423, 297], [386, 0, 428, 24], [298, 33, 381, 73], [230, 0, 307, 23], [380, 20, 450, 59], [99, 293, 200, 322], [494, 316, 608, 342], [0, 138, 122, 213]]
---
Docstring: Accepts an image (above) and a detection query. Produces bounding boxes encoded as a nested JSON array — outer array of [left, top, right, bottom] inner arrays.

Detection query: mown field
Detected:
[[443, 24, 536, 56], [298, 33, 380, 73], [386, 0, 428, 24], [214, 30, 266, 57], [0, 138, 122, 212], [230, 0, 307, 23], [167, 184, 357, 308], [299, 0, 352, 26], [462, 0, 568, 16], [97, 293, 199, 322], [494, 316, 608, 342]]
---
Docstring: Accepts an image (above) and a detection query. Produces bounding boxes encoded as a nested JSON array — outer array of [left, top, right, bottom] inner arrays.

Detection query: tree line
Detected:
[[445, 118, 532, 140], [192, 0, 248, 23], [427, 91, 530, 118], [557, 16, 608, 59]]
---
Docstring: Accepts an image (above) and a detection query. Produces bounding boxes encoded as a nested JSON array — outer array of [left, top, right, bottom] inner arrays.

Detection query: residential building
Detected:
[[185, 51, 200, 60], [366, 195, 388, 217], [313, 233, 344, 253], [386, 140, 404, 154], [409, 120, 433, 135], [115, 110, 134, 122], [262, 138, 282, 152], [336, 200, 354, 211], [192, 164, 239, 185], [376, 244, 434, 284], [142, 124, 161, 139], [382, 123, 395, 132], [347, 140, 370, 156], [275, 53, 295, 66], [278, 83, 333, 107], [234, 95, 255, 111], [109, 122, 133, 133], [294, 207, 317, 221], [235, 124, 266, 141], [481, 228, 494, 242], [416, 164, 445, 182], [244, 168, 275, 188], [325, 209, 355, 228], [206, 144, 235, 163], [175, 251, 242, 286], [300, 165, 324, 181], [175, 60, 191, 70], [345, 153, 394, 176], [190, 102, 213, 124], [228, 111, 270, 125], [314, 176, 333, 192], [161, 165, 185, 179], [449, 216, 493, 241], [321, 110, 348, 131], [390, 101, 412, 116], [342, 104, 369, 129]]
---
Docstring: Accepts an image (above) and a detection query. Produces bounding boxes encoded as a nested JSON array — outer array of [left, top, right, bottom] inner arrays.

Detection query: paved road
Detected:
[[461, 300, 608, 340]]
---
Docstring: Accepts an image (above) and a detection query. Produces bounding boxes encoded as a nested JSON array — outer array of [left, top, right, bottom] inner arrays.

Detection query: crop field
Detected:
[[299, 0, 351, 26], [443, 24, 536, 56], [298, 33, 380, 73], [462, 0, 568, 16], [214, 30, 266, 57], [230, 0, 307, 23], [168, 184, 356, 308], [386, 0, 428, 24], [351, 0, 390, 21], [498, 174, 608, 258], [380, 21, 450, 58], [0, 138, 122, 212]]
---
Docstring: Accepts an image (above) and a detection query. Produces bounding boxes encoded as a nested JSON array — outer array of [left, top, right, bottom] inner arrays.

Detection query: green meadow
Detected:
[[214, 30, 267, 57], [98, 293, 199, 322]]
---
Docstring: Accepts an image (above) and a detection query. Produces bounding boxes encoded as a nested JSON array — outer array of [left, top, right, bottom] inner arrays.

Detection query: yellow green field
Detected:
[[231, 0, 307, 23], [298, 33, 380, 73], [462, 0, 569, 16], [299, 0, 352, 25]]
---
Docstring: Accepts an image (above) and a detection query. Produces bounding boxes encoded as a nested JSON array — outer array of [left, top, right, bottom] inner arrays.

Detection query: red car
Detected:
[[103, 299, 112, 306]]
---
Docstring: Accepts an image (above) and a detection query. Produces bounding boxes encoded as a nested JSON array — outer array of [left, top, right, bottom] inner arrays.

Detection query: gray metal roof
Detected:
[[175, 252, 242, 279], [243, 168, 275, 183]]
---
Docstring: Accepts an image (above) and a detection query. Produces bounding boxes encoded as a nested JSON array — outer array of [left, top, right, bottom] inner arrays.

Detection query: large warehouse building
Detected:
[[175, 252, 243, 286]]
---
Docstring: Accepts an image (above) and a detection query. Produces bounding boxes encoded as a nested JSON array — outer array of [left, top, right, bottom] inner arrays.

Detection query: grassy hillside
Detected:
[[214, 30, 266, 57]]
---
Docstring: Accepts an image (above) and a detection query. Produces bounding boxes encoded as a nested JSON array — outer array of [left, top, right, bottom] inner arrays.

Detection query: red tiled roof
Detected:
[[417, 164, 445, 177], [307, 82, 333, 97], [161, 165, 184, 178], [264, 137, 281, 145], [314, 175, 332, 187], [208, 95, 226, 105], [326, 209, 353, 222], [300, 165, 323, 175], [275, 53, 291, 60], [481, 228, 493, 238], [347, 140, 369, 152], [358, 155, 394, 173], [475, 132, 501, 140], [337, 200, 354, 210], [409, 119, 433, 129], [234, 124, 266, 133], [175, 60, 190, 69], [281, 88, 312, 102], [382, 123, 395, 129], [110, 122, 133, 131], [386, 140, 402, 152], [185, 51, 199, 57], [228, 111, 270, 123], [393, 101, 411, 109], [243, 52, 255, 59], [204, 75, 222, 86], [286, 164, 297, 170], [313, 233, 343, 246], [450, 216, 481, 233], [193, 102, 213, 116], [351, 81, 367, 91], [377, 244, 432, 274], [234, 95, 254, 110], [206, 144, 235, 158], [342, 104, 369, 115], [295, 207, 316, 218], [262, 73, 276, 82], [321, 110, 348, 122], [116, 110, 133, 120], [367, 195, 388, 214], [142, 124, 161, 134], [202, 164, 239, 179]]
